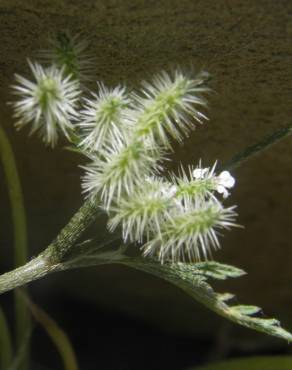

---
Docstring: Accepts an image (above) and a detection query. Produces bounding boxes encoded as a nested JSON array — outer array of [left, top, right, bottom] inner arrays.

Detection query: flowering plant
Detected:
[[0, 33, 291, 369]]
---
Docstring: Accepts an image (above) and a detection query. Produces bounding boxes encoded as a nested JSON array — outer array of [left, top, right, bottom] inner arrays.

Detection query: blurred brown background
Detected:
[[0, 0, 292, 369]]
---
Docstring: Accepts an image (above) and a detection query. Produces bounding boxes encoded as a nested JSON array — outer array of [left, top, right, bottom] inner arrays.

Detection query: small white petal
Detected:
[[218, 171, 235, 188], [192, 167, 209, 179], [216, 185, 230, 198]]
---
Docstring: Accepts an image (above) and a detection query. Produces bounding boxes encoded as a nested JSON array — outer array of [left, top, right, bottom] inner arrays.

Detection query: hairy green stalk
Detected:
[[0, 124, 30, 370], [223, 122, 292, 170], [0, 197, 100, 294], [45, 198, 101, 263]]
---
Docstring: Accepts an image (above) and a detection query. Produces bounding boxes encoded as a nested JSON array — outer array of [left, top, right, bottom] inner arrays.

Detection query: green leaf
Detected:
[[118, 257, 292, 342], [66, 248, 292, 343], [0, 124, 30, 370], [217, 293, 235, 303], [191, 261, 246, 280], [24, 295, 79, 370], [190, 356, 292, 370], [229, 305, 262, 316]]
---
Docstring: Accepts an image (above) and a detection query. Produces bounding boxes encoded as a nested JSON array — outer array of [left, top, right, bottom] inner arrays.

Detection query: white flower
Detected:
[[192, 167, 209, 179], [192, 164, 235, 199], [216, 171, 236, 198], [78, 83, 130, 152], [170, 163, 217, 201], [11, 61, 80, 147]]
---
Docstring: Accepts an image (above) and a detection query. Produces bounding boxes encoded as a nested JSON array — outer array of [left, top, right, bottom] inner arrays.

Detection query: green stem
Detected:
[[0, 307, 13, 369], [45, 198, 101, 263], [0, 125, 30, 369], [0, 198, 100, 295], [0, 255, 63, 295], [222, 123, 292, 170]]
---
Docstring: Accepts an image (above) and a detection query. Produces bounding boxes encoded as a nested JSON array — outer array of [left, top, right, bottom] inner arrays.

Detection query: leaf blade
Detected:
[[119, 258, 292, 342]]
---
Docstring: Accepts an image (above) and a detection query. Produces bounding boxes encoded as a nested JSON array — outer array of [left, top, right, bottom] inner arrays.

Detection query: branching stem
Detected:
[[0, 198, 100, 295]]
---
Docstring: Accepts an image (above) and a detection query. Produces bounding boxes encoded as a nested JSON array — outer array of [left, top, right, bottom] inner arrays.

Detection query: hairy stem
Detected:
[[0, 198, 100, 295], [45, 198, 101, 263], [0, 255, 61, 295], [222, 123, 292, 170]]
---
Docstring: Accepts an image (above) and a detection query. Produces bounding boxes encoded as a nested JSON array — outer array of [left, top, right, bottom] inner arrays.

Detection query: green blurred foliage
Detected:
[[192, 356, 292, 370]]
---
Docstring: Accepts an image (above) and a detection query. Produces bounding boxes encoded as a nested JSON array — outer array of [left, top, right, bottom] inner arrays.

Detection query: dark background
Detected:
[[0, 0, 292, 369]]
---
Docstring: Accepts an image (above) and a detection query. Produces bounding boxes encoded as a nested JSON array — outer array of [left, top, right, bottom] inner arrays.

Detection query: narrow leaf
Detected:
[[0, 124, 30, 370], [0, 307, 13, 370], [193, 261, 246, 280], [7, 328, 32, 370], [24, 296, 79, 370], [217, 293, 235, 303], [230, 305, 262, 316]]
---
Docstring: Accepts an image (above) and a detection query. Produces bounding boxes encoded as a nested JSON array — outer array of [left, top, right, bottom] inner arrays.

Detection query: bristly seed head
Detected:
[[142, 200, 238, 263], [11, 60, 80, 147], [39, 32, 96, 82], [171, 162, 236, 201], [108, 177, 175, 243], [78, 82, 131, 152], [81, 139, 164, 209], [130, 70, 209, 147]]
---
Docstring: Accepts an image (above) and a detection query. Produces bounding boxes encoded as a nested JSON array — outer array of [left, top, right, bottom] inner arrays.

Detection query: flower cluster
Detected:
[[79, 70, 237, 261], [11, 35, 238, 263], [109, 166, 237, 262]]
